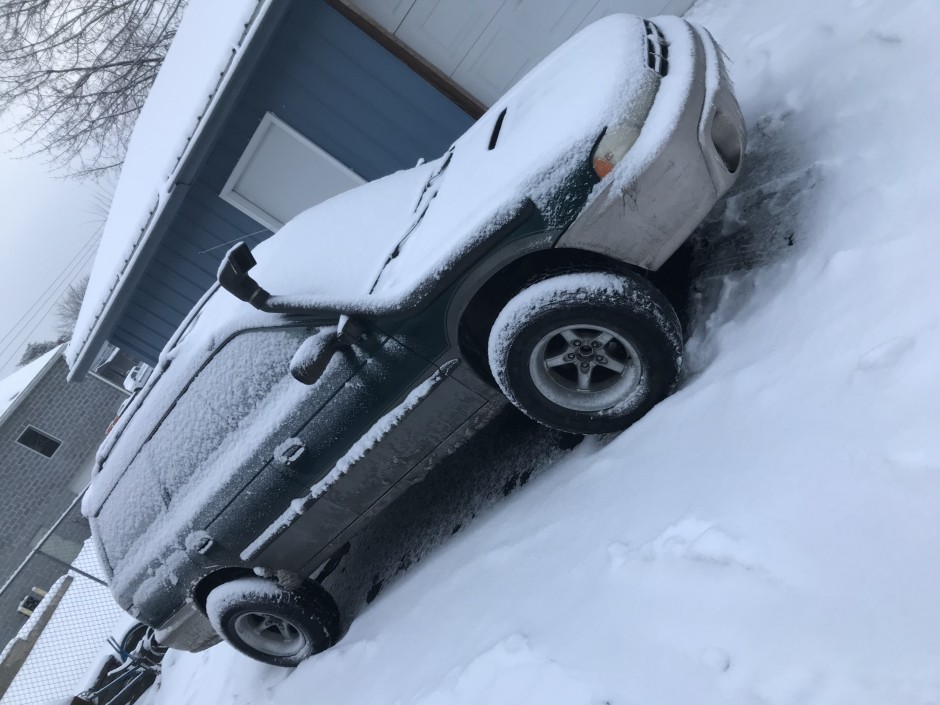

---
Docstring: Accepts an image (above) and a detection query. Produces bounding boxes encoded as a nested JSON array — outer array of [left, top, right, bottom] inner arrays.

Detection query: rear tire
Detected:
[[118, 622, 148, 655], [487, 271, 682, 434], [206, 577, 339, 667]]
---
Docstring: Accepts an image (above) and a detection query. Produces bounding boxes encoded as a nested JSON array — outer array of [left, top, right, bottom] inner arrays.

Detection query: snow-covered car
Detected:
[[85, 14, 744, 667]]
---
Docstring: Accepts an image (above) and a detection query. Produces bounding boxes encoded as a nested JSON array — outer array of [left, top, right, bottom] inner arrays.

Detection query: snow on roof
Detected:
[[66, 0, 274, 376], [0, 344, 63, 426]]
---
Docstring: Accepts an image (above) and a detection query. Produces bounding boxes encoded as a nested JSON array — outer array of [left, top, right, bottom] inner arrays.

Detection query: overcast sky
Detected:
[[0, 127, 110, 379]]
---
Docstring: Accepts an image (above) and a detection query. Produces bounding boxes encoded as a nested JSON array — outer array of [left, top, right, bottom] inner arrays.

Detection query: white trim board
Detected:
[[221, 112, 366, 231]]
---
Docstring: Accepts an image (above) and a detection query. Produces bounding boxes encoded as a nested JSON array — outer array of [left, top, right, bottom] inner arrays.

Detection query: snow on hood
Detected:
[[251, 13, 665, 310], [245, 162, 437, 301], [369, 13, 658, 298]]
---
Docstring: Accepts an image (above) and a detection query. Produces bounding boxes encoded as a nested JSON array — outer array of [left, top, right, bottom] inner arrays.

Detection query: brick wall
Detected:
[[0, 357, 125, 646]]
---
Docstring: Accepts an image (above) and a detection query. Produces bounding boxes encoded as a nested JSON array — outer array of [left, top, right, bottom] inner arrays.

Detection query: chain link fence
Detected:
[[0, 495, 125, 705]]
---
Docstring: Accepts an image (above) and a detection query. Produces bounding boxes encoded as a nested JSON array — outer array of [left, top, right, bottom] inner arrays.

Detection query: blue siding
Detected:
[[111, 0, 473, 363]]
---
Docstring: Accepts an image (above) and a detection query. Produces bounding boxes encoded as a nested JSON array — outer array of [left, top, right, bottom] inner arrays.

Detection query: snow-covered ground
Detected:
[[141, 0, 940, 702]]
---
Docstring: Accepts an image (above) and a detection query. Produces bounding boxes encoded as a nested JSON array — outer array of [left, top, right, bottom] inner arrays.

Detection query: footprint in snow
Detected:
[[412, 633, 598, 705], [856, 336, 914, 371], [871, 30, 903, 45], [700, 646, 732, 673], [607, 517, 760, 572]]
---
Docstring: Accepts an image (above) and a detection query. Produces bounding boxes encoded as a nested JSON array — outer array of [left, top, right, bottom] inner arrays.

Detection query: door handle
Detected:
[[274, 437, 306, 466]]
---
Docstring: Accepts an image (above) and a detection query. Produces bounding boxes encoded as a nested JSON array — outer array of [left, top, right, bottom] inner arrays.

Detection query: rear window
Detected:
[[96, 326, 314, 567]]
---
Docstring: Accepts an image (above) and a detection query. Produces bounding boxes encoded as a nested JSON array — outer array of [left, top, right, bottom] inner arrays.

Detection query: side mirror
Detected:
[[217, 242, 271, 307], [290, 328, 342, 385]]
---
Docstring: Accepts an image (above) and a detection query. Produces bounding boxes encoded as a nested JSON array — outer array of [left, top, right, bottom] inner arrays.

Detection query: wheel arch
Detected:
[[191, 566, 256, 613], [456, 246, 641, 384]]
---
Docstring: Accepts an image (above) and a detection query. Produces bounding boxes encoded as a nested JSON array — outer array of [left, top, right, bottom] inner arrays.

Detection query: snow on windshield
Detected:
[[245, 162, 437, 301]]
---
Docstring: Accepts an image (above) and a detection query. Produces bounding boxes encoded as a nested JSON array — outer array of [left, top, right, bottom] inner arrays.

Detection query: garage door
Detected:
[[350, 0, 696, 106]]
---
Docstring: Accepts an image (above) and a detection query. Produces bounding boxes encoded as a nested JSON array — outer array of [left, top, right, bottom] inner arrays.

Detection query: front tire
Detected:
[[487, 271, 682, 434], [206, 577, 340, 667]]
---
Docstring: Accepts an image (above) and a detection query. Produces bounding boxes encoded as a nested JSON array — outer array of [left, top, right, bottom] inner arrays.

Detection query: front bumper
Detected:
[[555, 17, 745, 271]]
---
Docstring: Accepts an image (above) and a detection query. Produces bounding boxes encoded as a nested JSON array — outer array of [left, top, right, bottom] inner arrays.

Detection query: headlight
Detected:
[[592, 77, 660, 179], [592, 122, 643, 178]]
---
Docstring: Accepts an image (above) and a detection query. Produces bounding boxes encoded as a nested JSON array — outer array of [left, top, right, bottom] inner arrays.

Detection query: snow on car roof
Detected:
[[65, 0, 273, 376]]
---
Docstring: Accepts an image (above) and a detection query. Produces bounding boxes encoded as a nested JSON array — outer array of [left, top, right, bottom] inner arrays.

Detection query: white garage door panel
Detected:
[[453, 0, 595, 105], [348, 0, 417, 32], [497, 0, 594, 35], [576, 0, 680, 33], [396, 0, 506, 75], [663, 0, 697, 15], [452, 27, 534, 105]]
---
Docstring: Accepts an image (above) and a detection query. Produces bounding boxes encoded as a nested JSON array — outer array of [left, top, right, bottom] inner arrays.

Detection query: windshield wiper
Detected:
[[219, 149, 457, 309], [412, 149, 453, 215], [367, 149, 454, 293]]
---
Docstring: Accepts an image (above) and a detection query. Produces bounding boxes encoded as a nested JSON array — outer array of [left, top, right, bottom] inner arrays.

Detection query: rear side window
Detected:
[[96, 326, 315, 566]]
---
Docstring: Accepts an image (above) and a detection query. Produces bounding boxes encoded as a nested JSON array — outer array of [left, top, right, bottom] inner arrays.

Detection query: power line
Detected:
[[0, 238, 100, 371], [0, 241, 100, 371], [0, 226, 102, 354], [0, 230, 100, 359], [0, 229, 102, 370]]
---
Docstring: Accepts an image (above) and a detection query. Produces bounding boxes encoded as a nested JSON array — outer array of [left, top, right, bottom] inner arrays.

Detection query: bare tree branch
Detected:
[[0, 0, 187, 178], [18, 339, 60, 366], [54, 273, 88, 339]]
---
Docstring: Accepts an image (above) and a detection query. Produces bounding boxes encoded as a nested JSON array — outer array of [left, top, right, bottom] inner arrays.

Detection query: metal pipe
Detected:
[[35, 549, 106, 587]]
